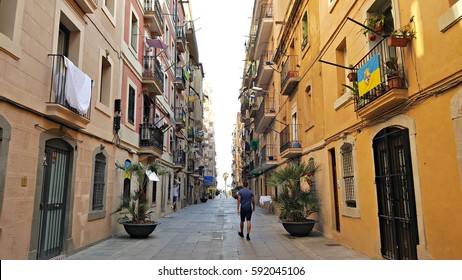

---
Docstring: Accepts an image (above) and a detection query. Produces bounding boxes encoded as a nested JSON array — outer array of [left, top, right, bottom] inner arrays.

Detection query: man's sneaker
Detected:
[[246, 234, 250, 241], [238, 232, 244, 238]]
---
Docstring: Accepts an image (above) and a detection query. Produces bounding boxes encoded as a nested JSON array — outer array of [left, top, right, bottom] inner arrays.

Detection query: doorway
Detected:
[[373, 127, 419, 259], [37, 139, 71, 259]]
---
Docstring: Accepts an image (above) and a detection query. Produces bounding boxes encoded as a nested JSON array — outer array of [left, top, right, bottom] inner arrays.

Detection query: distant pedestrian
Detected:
[[172, 186, 179, 211], [237, 181, 255, 240]]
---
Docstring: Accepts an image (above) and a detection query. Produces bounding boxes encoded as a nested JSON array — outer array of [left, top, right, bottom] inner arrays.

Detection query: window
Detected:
[[57, 24, 70, 57], [335, 39, 347, 97], [143, 94, 154, 124], [341, 143, 356, 208], [0, 0, 17, 40], [301, 12, 308, 50], [0, 117, 11, 219], [123, 159, 131, 207], [164, 74, 168, 98], [130, 12, 138, 51], [57, 12, 83, 64], [99, 54, 111, 106], [292, 113, 298, 141], [169, 129, 173, 152], [439, 0, 462, 32], [168, 174, 172, 200], [128, 85, 135, 124], [92, 153, 106, 211], [152, 181, 157, 203], [328, 0, 338, 12], [104, 0, 115, 15], [0, 0, 24, 58]]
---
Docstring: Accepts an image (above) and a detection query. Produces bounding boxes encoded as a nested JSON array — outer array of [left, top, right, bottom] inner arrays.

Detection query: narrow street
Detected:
[[66, 197, 370, 260]]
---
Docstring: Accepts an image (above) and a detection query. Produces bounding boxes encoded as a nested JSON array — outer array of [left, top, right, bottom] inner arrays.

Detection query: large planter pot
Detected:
[[123, 222, 159, 238], [200, 197, 208, 203], [281, 219, 316, 236]]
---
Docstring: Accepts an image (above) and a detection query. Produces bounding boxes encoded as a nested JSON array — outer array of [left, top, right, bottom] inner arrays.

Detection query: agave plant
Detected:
[[114, 162, 166, 224], [267, 162, 320, 222]]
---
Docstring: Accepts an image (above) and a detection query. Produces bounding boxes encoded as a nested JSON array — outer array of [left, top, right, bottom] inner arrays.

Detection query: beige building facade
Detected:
[[235, 0, 462, 259], [0, 0, 207, 260]]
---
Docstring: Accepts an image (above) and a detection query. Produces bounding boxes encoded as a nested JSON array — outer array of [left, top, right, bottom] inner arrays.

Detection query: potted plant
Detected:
[[347, 64, 357, 82], [200, 190, 208, 202], [385, 57, 404, 89], [268, 162, 320, 236], [114, 161, 166, 238], [388, 23, 416, 47], [360, 14, 386, 41]]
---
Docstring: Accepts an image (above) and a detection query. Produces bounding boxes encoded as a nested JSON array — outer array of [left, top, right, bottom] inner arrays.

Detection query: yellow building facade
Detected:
[[237, 0, 462, 259]]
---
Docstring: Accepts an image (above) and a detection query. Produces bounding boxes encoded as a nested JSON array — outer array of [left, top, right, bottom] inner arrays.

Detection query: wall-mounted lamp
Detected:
[[100, 144, 105, 150], [105, 49, 110, 59]]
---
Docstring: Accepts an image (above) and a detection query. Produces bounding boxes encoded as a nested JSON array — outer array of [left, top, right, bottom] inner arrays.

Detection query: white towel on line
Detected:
[[64, 57, 92, 114]]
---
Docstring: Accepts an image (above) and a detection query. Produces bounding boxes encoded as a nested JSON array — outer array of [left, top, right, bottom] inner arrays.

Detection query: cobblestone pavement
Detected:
[[66, 196, 371, 260]]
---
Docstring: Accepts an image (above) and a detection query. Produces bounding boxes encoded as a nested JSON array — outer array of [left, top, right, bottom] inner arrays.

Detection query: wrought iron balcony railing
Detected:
[[143, 0, 164, 29], [139, 123, 163, 151], [281, 55, 300, 95], [353, 38, 408, 111], [280, 124, 302, 153], [142, 56, 164, 89], [48, 54, 91, 120], [173, 150, 186, 166]]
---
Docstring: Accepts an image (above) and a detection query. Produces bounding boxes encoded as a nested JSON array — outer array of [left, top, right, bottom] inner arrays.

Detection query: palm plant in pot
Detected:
[[268, 161, 320, 236], [114, 161, 166, 238]]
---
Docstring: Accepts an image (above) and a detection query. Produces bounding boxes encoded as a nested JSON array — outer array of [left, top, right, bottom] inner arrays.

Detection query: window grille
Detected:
[[341, 143, 356, 207], [92, 153, 106, 211]]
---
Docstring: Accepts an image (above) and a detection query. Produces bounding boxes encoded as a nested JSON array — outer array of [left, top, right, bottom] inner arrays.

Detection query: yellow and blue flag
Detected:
[[358, 54, 381, 97]]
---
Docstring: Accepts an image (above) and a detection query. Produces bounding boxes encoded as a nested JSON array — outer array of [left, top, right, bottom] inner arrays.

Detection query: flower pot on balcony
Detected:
[[387, 36, 409, 47], [387, 75, 404, 89], [347, 72, 357, 82]]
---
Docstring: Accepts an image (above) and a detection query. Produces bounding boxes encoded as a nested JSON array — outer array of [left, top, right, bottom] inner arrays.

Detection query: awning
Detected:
[[146, 38, 168, 49]]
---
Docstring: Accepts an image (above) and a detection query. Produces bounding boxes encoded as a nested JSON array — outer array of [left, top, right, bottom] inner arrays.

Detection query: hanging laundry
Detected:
[[64, 57, 92, 114]]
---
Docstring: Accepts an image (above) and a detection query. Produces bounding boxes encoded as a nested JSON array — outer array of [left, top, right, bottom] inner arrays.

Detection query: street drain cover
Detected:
[[325, 243, 342, 246]]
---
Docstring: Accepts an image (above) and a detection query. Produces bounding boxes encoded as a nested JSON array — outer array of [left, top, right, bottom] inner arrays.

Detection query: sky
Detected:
[[190, 1, 254, 190]]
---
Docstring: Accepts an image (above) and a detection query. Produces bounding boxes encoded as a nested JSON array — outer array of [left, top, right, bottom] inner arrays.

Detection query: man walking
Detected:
[[237, 181, 255, 240]]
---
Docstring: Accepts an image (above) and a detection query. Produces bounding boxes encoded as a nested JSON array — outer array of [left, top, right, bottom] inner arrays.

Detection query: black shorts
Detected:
[[240, 207, 252, 222]]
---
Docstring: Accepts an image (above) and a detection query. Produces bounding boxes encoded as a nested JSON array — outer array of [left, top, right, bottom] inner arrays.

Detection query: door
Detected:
[[37, 139, 71, 259], [329, 148, 341, 232], [373, 127, 418, 259]]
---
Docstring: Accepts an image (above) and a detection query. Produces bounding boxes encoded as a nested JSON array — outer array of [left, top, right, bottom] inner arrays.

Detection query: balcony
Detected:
[[139, 123, 164, 157], [256, 50, 275, 88], [254, 96, 276, 133], [142, 56, 164, 96], [259, 144, 277, 170], [280, 124, 302, 158], [174, 107, 186, 129], [186, 159, 195, 174], [46, 54, 91, 130], [281, 55, 300, 96], [173, 149, 186, 169], [187, 127, 195, 142], [254, 3, 273, 59], [353, 39, 408, 119], [176, 27, 186, 53], [185, 21, 199, 65], [175, 66, 186, 90], [143, 0, 164, 36]]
